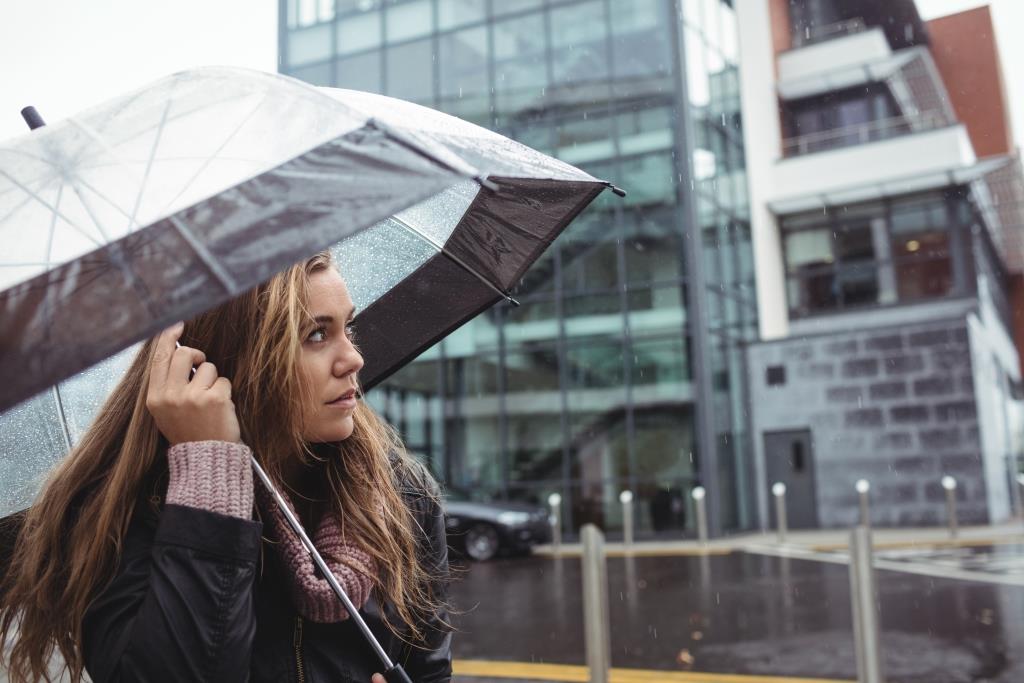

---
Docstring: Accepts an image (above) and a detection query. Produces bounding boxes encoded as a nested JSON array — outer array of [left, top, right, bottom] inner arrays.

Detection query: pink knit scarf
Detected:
[[256, 483, 378, 623]]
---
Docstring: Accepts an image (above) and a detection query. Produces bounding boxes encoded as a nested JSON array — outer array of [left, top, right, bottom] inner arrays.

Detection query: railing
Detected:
[[793, 17, 867, 47], [781, 110, 950, 158]]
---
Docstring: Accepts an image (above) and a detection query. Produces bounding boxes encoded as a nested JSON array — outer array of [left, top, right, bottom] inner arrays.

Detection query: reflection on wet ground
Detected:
[[871, 542, 1024, 578], [449, 550, 1024, 682]]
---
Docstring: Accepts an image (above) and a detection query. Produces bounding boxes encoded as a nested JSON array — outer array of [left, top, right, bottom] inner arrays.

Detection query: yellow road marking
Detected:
[[809, 535, 1024, 553], [453, 659, 853, 683]]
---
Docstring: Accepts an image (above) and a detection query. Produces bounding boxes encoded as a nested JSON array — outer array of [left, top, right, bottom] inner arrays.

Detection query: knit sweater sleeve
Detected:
[[164, 441, 254, 519]]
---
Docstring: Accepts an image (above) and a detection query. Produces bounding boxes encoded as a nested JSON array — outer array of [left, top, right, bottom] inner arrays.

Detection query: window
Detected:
[[782, 191, 965, 316], [550, 1, 610, 86], [385, 0, 432, 43], [336, 9, 382, 55], [782, 84, 905, 156]]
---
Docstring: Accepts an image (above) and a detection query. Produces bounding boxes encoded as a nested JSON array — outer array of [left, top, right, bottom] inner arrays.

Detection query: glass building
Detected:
[[280, 0, 757, 537]]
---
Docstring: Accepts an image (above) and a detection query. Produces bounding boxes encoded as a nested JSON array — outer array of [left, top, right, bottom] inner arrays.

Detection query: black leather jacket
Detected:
[[82, 481, 452, 682]]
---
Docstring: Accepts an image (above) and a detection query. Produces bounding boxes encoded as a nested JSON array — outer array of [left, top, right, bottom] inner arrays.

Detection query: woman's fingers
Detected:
[[191, 362, 218, 390], [148, 322, 184, 393], [167, 345, 206, 388]]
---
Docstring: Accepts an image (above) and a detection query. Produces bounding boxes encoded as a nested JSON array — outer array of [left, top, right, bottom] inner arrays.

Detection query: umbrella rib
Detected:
[[389, 215, 519, 306], [44, 184, 64, 268], [52, 386, 73, 452], [168, 216, 239, 293], [0, 170, 101, 247], [155, 92, 271, 219], [125, 96, 174, 233]]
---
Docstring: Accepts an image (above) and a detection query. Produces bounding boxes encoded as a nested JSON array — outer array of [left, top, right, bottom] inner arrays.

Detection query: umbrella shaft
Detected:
[[249, 456, 394, 670]]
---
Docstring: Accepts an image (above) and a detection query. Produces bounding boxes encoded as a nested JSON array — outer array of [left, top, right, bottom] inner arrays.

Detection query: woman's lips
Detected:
[[326, 395, 357, 409]]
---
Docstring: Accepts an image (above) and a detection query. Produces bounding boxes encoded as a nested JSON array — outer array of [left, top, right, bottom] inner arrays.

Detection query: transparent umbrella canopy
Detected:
[[0, 66, 615, 515]]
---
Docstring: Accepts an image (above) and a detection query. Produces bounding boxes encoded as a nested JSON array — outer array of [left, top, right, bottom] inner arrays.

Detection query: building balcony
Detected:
[[781, 110, 947, 158], [768, 123, 977, 214], [779, 27, 894, 99]]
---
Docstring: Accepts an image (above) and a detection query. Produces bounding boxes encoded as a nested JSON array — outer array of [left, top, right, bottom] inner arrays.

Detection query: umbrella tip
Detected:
[[605, 182, 627, 198], [21, 106, 46, 130]]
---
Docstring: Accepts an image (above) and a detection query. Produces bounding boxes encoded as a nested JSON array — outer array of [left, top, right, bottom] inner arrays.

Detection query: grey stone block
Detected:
[[935, 400, 977, 422], [919, 427, 960, 450], [878, 483, 918, 503], [924, 482, 968, 502], [959, 374, 976, 394], [843, 358, 879, 378], [952, 327, 969, 345], [824, 339, 859, 355], [873, 432, 913, 449], [864, 334, 903, 351], [892, 455, 935, 474], [940, 453, 981, 473], [846, 408, 884, 428], [798, 362, 835, 379], [890, 404, 930, 423], [908, 329, 951, 347], [914, 377, 955, 397], [783, 344, 813, 361], [826, 386, 863, 403], [931, 349, 969, 372], [884, 355, 925, 375], [869, 381, 907, 400]]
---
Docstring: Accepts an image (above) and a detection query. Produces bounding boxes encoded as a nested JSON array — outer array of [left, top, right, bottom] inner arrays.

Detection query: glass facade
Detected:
[[281, 0, 757, 536]]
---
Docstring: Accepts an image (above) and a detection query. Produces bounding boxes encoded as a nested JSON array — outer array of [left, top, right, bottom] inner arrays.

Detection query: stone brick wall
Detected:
[[747, 318, 988, 528]]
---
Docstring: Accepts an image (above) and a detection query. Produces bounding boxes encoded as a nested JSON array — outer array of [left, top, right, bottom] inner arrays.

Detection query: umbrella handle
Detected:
[[382, 664, 413, 683]]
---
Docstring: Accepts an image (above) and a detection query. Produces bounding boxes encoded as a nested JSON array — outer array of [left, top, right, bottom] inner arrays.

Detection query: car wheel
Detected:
[[464, 523, 500, 562]]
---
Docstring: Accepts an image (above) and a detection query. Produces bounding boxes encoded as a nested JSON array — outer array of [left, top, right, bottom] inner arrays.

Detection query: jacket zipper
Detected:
[[293, 615, 306, 683]]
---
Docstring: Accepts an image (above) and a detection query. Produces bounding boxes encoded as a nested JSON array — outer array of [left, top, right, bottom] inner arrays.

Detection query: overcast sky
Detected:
[[0, 0, 1021, 147]]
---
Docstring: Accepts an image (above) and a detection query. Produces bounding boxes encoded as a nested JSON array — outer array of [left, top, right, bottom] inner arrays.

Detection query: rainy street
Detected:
[[449, 545, 1024, 683]]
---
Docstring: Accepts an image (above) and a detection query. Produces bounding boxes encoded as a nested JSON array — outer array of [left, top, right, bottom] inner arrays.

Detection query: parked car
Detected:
[[442, 489, 551, 561]]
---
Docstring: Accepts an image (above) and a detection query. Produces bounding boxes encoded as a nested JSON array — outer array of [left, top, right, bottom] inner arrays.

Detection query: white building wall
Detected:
[[734, 0, 788, 340]]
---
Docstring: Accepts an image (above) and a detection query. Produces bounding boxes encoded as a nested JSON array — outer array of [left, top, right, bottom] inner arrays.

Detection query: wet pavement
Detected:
[[448, 550, 1024, 682]]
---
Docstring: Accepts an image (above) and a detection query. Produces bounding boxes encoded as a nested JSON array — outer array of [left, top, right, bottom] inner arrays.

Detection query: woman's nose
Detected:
[[333, 345, 364, 377]]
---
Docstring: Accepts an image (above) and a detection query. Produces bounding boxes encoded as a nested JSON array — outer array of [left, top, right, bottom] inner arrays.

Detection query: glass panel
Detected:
[[338, 0, 381, 13], [565, 337, 626, 392], [335, 50, 383, 93], [895, 257, 953, 301], [620, 152, 676, 207], [385, 0, 433, 42], [493, 12, 548, 114], [438, 0, 486, 30], [788, 272, 838, 313], [439, 27, 488, 99], [289, 61, 333, 86], [505, 342, 562, 483], [784, 228, 833, 273], [386, 38, 434, 102], [623, 206, 684, 285], [550, 0, 610, 86], [609, 0, 672, 78], [508, 414, 564, 482], [837, 262, 879, 307], [289, 23, 333, 66], [336, 10, 382, 55], [626, 284, 687, 317], [492, 0, 543, 16], [630, 334, 690, 387], [559, 194, 619, 293], [554, 111, 615, 165]]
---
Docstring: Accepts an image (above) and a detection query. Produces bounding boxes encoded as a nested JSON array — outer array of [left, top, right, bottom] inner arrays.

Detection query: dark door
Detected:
[[764, 429, 818, 529]]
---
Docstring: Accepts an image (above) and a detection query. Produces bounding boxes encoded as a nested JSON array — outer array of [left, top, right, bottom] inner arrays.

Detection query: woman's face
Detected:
[[297, 268, 364, 442]]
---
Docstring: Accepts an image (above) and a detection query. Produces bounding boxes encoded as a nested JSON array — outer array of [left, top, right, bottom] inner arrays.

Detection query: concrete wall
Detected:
[[747, 313, 989, 529]]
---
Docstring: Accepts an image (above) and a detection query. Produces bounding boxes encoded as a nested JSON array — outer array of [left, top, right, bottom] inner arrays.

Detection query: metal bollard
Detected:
[[941, 476, 958, 540], [581, 524, 611, 683], [1017, 475, 1024, 525], [849, 525, 884, 683], [692, 486, 708, 547], [773, 482, 788, 544], [619, 490, 634, 550], [856, 479, 871, 528], [548, 493, 562, 556]]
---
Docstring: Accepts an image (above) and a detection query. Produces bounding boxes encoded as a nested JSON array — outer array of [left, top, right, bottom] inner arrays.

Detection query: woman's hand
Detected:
[[371, 675, 385, 683], [146, 322, 241, 445]]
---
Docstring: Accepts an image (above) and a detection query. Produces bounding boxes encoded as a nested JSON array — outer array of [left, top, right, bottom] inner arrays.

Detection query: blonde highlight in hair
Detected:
[[0, 251, 446, 682]]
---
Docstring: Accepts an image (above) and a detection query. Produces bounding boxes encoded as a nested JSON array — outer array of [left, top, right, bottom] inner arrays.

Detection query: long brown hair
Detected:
[[0, 251, 444, 682]]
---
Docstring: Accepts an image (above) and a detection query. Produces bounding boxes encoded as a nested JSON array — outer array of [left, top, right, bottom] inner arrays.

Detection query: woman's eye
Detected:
[[308, 327, 327, 343]]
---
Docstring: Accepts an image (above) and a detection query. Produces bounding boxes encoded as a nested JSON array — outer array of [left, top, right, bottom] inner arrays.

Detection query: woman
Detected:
[[0, 251, 452, 682]]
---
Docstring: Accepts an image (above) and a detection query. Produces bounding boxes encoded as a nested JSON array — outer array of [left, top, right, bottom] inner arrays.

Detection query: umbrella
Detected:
[[0, 66, 619, 679]]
